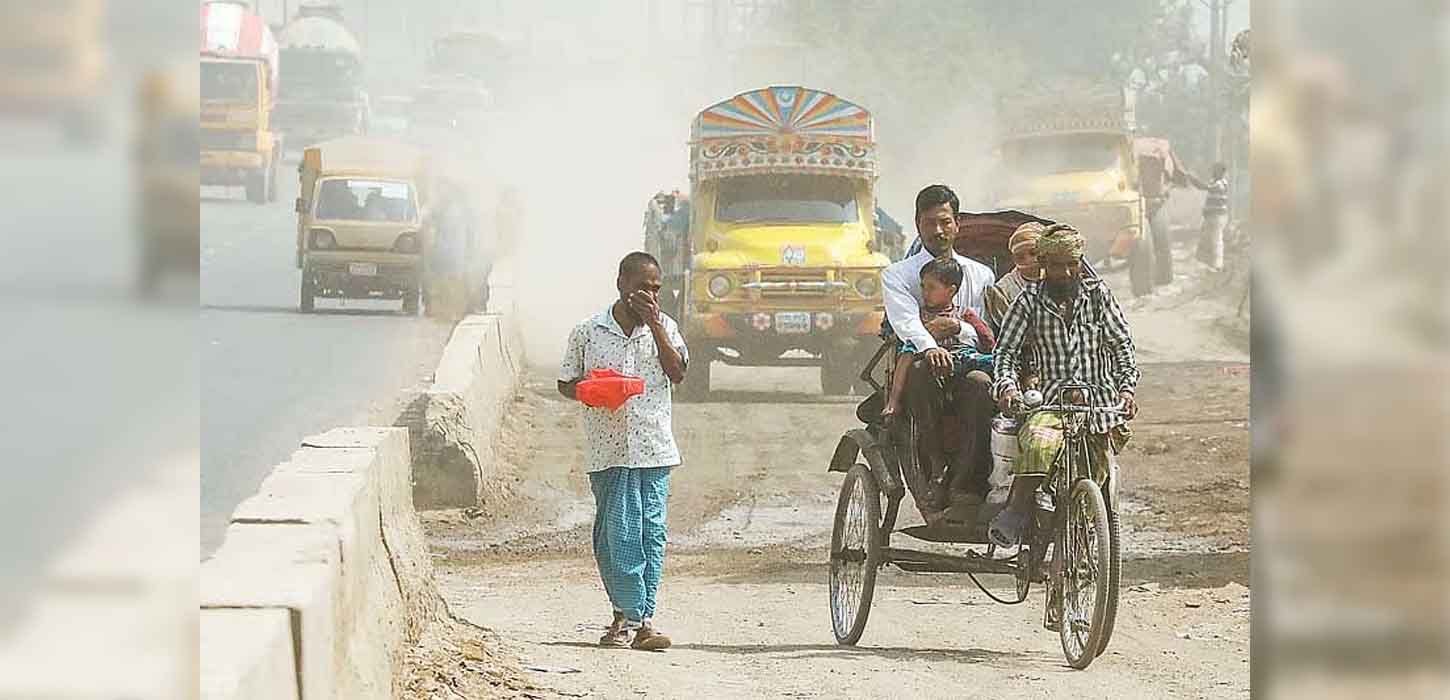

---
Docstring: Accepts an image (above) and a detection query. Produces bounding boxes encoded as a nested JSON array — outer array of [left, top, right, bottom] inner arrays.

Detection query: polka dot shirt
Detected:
[[559, 305, 689, 473]]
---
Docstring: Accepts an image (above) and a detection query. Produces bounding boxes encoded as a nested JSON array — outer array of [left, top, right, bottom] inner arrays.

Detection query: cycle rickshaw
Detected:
[[826, 211, 1127, 669]]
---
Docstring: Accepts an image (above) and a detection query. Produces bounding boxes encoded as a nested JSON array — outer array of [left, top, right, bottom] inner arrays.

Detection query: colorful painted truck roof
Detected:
[[997, 85, 1136, 139], [690, 86, 875, 181]]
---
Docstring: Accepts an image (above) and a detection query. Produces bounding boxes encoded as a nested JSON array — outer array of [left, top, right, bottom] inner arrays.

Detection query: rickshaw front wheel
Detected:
[[1059, 478, 1115, 669], [829, 463, 882, 646]]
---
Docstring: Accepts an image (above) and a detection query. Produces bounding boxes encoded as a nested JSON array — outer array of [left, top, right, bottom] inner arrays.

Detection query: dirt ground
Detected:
[[407, 246, 1252, 699]]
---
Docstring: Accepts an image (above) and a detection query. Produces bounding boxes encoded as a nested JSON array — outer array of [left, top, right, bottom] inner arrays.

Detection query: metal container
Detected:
[[988, 414, 1021, 504]]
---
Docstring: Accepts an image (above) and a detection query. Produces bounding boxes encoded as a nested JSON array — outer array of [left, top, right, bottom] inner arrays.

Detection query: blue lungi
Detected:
[[590, 465, 673, 623]]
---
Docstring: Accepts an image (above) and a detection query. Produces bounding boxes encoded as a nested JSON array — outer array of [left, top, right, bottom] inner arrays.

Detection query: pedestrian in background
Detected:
[[558, 251, 687, 651], [1193, 162, 1231, 270]]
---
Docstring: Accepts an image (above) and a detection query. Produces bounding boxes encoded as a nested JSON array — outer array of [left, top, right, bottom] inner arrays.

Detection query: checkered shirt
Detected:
[[992, 275, 1140, 434]]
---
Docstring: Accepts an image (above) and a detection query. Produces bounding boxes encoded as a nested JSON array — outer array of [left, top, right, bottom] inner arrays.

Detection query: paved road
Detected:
[[421, 359, 1251, 699], [200, 173, 453, 557]]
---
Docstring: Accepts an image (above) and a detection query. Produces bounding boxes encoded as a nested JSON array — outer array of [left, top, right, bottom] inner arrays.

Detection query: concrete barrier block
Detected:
[[202, 523, 339, 700], [279, 446, 378, 475], [416, 313, 524, 509], [233, 447, 410, 697], [295, 428, 436, 672], [201, 608, 299, 700], [300, 426, 400, 451]]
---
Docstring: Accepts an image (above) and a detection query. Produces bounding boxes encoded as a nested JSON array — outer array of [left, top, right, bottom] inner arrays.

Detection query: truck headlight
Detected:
[[708, 275, 732, 298], [854, 275, 879, 298], [393, 233, 419, 253], [310, 229, 336, 249]]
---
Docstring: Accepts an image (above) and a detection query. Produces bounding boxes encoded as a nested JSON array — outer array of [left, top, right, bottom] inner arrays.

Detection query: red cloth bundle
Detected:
[[575, 368, 645, 411]]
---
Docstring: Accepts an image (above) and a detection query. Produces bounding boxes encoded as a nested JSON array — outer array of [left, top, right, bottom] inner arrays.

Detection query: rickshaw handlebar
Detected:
[[1030, 403, 1127, 416], [1013, 400, 1129, 419]]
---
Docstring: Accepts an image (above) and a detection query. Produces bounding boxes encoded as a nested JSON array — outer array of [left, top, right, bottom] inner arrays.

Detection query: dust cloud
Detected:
[[453, 2, 1012, 362]]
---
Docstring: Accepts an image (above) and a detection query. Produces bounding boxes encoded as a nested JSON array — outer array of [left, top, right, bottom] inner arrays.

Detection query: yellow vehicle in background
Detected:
[[994, 86, 1155, 296], [680, 86, 891, 397], [296, 137, 428, 314], [0, 0, 108, 143], [201, 0, 282, 204]]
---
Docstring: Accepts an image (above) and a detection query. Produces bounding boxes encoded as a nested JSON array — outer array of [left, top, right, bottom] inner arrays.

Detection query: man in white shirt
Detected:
[[559, 252, 688, 651], [880, 185, 998, 521]]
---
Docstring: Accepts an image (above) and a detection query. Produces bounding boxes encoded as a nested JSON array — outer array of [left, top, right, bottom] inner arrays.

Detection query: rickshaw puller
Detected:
[[988, 225, 1141, 547]]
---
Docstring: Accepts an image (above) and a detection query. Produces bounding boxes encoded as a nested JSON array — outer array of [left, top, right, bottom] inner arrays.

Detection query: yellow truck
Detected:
[[994, 86, 1156, 295], [0, 0, 107, 144], [201, 0, 282, 204], [680, 86, 891, 397], [296, 137, 428, 314]]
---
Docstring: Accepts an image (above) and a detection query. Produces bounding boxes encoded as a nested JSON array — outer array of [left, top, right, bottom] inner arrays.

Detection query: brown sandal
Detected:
[[631, 625, 672, 651], [598, 613, 631, 648]]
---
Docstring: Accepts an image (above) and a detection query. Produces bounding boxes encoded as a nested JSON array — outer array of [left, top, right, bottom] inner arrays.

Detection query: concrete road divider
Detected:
[[412, 257, 526, 509], [201, 609, 298, 700], [201, 428, 439, 700], [201, 259, 521, 697]]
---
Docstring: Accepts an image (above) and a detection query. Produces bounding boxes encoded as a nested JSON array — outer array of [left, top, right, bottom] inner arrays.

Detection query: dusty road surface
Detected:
[[416, 252, 1251, 699], [200, 175, 454, 556]]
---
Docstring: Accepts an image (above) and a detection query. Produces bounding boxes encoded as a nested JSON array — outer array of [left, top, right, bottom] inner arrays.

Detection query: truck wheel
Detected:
[[1150, 206, 1173, 285], [1129, 229, 1155, 297], [676, 351, 711, 402], [299, 263, 316, 313], [402, 289, 422, 316]]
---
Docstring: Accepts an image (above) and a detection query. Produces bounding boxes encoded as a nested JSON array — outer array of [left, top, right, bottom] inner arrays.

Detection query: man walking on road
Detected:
[[558, 251, 688, 651]]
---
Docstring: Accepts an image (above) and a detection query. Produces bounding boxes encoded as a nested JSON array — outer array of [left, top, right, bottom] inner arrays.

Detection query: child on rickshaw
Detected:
[[880, 257, 995, 424]]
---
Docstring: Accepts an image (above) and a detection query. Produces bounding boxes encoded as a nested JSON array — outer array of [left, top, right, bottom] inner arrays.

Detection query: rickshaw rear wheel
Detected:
[[1059, 478, 1114, 669], [830, 463, 882, 646]]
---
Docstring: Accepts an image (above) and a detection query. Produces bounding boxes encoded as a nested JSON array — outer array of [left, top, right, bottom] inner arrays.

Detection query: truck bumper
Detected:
[[686, 309, 884, 365], [200, 151, 266, 185], [303, 252, 420, 300]]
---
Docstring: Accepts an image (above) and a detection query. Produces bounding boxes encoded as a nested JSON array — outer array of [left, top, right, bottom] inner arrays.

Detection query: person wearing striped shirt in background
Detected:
[[987, 224, 1140, 549], [1193, 162, 1231, 270]]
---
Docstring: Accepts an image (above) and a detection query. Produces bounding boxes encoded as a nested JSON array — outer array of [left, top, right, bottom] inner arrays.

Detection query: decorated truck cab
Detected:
[[680, 86, 891, 398]]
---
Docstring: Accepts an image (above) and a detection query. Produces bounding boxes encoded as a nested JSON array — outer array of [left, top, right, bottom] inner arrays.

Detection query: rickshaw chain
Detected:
[[964, 568, 1030, 605]]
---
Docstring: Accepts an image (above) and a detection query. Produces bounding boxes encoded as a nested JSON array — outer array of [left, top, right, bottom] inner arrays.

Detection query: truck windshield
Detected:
[[716, 175, 859, 224], [279, 51, 361, 100], [201, 61, 258, 103], [1003, 134, 1123, 175], [314, 179, 416, 222]]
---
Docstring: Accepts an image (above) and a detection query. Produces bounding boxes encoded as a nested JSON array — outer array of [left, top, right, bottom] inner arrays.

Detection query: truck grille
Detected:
[[741, 269, 847, 298]]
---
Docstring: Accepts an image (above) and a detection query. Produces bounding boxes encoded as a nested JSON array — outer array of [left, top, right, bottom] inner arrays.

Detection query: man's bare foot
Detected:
[[631, 624, 672, 651]]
